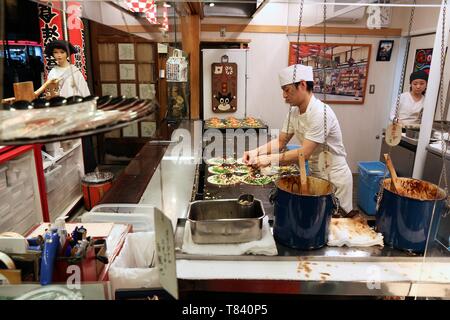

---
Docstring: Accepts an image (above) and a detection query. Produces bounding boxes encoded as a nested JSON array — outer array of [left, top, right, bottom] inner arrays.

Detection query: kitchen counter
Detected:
[[427, 141, 450, 160], [103, 120, 450, 298]]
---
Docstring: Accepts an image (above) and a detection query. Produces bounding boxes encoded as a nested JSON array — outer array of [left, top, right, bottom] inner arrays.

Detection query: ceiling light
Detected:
[[209, 2, 215, 7], [163, 2, 171, 8]]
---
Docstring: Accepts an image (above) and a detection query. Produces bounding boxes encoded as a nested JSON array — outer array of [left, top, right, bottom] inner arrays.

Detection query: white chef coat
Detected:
[[389, 92, 424, 125], [47, 65, 90, 98], [281, 95, 353, 213]]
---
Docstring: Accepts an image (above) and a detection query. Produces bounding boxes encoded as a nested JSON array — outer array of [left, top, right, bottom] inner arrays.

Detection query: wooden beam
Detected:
[[181, 15, 201, 120], [188, 2, 204, 19], [201, 24, 403, 37], [111, 25, 163, 34], [112, 24, 402, 37]]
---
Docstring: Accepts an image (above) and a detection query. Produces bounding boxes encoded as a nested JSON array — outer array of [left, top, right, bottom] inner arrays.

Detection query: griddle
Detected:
[[203, 165, 275, 220]]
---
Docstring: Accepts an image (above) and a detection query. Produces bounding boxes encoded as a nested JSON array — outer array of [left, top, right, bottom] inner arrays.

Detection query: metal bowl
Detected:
[[187, 199, 265, 244]]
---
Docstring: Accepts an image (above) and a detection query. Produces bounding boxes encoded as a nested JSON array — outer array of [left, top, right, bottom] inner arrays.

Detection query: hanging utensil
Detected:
[[383, 153, 400, 193], [376, 1, 417, 212]]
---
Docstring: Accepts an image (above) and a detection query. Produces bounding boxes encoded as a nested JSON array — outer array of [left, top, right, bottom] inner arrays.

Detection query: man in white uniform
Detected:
[[243, 64, 353, 213]]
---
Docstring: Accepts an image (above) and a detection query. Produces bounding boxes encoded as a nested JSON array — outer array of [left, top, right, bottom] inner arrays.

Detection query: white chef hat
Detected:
[[279, 64, 314, 86]]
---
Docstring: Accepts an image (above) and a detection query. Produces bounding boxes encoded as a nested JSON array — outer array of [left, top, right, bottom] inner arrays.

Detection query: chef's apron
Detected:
[[295, 128, 353, 213]]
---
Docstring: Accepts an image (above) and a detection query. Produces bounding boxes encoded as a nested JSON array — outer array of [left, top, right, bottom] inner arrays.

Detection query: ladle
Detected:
[[384, 153, 401, 193]]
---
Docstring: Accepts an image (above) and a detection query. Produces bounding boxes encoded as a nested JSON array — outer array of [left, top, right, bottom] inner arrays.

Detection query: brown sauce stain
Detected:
[[277, 176, 334, 196], [384, 178, 444, 201]]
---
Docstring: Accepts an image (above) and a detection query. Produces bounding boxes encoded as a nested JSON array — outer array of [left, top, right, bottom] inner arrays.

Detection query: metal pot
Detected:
[[376, 178, 447, 253], [405, 128, 420, 139], [270, 175, 338, 250]]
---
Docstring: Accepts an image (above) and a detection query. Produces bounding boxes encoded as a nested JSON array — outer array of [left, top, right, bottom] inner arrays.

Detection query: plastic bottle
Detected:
[[40, 227, 60, 285], [55, 216, 68, 248]]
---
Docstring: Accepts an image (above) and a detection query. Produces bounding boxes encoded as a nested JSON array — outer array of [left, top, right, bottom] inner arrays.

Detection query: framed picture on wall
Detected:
[[288, 42, 371, 104], [118, 43, 135, 60], [414, 48, 433, 74], [376, 40, 394, 62]]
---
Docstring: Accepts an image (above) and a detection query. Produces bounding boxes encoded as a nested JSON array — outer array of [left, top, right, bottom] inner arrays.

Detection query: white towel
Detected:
[[327, 217, 384, 247], [181, 217, 278, 256]]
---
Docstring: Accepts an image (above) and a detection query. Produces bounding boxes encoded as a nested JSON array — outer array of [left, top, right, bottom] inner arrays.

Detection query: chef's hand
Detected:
[[243, 149, 258, 165], [254, 155, 272, 168]]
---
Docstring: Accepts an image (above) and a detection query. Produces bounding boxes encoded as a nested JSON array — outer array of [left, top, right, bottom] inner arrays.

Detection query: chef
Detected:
[[243, 64, 353, 213]]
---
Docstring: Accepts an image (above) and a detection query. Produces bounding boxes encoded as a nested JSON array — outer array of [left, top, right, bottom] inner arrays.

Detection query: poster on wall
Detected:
[[376, 40, 394, 62], [211, 55, 237, 113], [288, 42, 371, 104], [414, 48, 433, 74], [168, 82, 189, 120]]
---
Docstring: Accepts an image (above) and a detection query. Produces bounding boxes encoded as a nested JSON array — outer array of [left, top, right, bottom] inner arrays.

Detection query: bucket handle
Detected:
[[375, 181, 385, 212], [269, 188, 278, 206], [332, 193, 340, 216], [443, 198, 450, 218]]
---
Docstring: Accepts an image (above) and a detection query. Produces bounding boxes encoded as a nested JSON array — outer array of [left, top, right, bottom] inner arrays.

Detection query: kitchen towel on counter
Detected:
[[327, 217, 384, 247], [181, 217, 278, 256]]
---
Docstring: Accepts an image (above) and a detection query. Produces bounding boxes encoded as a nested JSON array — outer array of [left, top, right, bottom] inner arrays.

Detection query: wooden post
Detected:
[[180, 14, 200, 120]]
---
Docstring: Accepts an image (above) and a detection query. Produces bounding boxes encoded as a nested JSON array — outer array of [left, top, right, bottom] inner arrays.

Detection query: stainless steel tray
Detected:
[[187, 199, 265, 244]]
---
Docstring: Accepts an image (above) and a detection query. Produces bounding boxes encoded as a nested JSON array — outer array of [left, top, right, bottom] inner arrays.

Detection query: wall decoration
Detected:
[[120, 83, 137, 97], [101, 83, 118, 96], [376, 40, 394, 62], [122, 123, 139, 137], [289, 42, 371, 104], [166, 49, 188, 82], [119, 64, 136, 80], [141, 121, 157, 137], [139, 84, 156, 99], [414, 48, 433, 74], [118, 43, 135, 60], [211, 55, 237, 112], [168, 82, 189, 120]]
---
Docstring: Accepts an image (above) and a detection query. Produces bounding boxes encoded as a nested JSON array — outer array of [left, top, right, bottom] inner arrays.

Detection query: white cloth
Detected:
[[327, 218, 384, 247], [279, 64, 314, 86], [48, 65, 90, 98], [281, 95, 353, 212], [389, 92, 424, 125], [181, 217, 278, 256]]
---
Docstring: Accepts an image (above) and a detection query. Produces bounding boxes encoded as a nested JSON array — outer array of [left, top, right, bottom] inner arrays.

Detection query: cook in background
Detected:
[[242, 64, 353, 214], [389, 70, 428, 125]]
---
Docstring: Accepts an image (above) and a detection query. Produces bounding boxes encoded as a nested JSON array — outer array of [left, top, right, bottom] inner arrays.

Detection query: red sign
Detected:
[[66, 1, 87, 79], [38, 1, 87, 80]]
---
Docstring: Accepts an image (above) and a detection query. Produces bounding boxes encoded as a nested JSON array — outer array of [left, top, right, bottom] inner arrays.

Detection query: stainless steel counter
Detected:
[[138, 120, 203, 228], [137, 120, 450, 297]]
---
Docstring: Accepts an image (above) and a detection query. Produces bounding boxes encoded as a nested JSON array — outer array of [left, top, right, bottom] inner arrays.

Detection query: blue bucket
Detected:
[[376, 178, 446, 253], [271, 175, 338, 250], [357, 161, 389, 215]]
